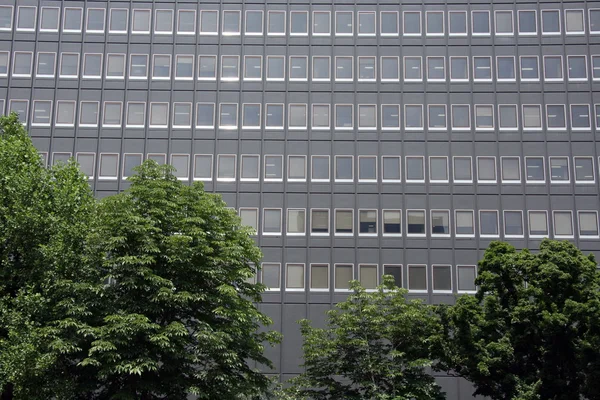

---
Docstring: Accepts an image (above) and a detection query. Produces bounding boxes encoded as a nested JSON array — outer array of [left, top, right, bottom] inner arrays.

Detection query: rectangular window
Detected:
[[177, 10, 196, 34], [128, 54, 148, 79], [384, 265, 402, 287], [475, 105, 494, 130], [240, 208, 258, 233], [405, 156, 425, 182], [335, 155, 353, 182], [451, 105, 471, 130], [495, 10, 514, 35], [193, 154, 213, 181], [544, 56, 563, 81], [334, 264, 353, 290], [408, 265, 427, 292], [453, 156, 473, 183], [520, 56, 539, 81], [546, 104, 566, 130], [430, 156, 449, 183], [222, 10, 240, 35], [358, 56, 376, 81], [122, 153, 143, 179], [289, 104, 307, 129], [288, 155, 306, 182], [311, 209, 330, 236], [264, 209, 282, 235], [358, 11, 376, 36], [504, 210, 524, 237], [473, 56, 492, 81], [335, 11, 353, 36], [335, 104, 353, 130], [171, 154, 190, 180], [102, 102, 122, 127], [405, 105, 423, 130], [312, 56, 330, 81], [217, 154, 236, 181], [528, 211, 549, 238], [554, 211, 574, 238], [518, 10, 537, 35], [381, 105, 400, 130], [310, 264, 329, 290], [13, 52, 33, 77], [358, 155, 377, 182], [480, 210, 499, 237], [382, 210, 401, 236], [472, 10, 490, 35], [428, 104, 447, 130], [109, 8, 128, 33], [76, 153, 95, 179], [359, 264, 378, 290], [175, 55, 193, 80], [358, 105, 376, 130], [335, 209, 353, 235], [497, 56, 516, 81], [335, 56, 353, 81], [198, 55, 217, 80], [426, 11, 444, 36], [264, 155, 283, 182], [86, 8, 105, 33], [450, 56, 469, 82], [358, 210, 377, 235], [498, 105, 518, 131], [63, 7, 83, 32], [106, 54, 125, 79], [126, 102, 146, 128], [265, 103, 284, 129], [40, 7, 59, 32], [404, 56, 422, 81], [427, 57, 446, 82], [262, 263, 280, 291], [172, 103, 192, 128], [219, 103, 238, 129], [79, 101, 99, 127], [382, 156, 401, 182], [59, 53, 79, 78], [240, 154, 259, 182], [240, 104, 260, 129], [571, 104, 591, 130], [221, 55, 239, 81], [565, 9, 584, 34], [455, 210, 475, 237], [501, 157, 521, 183], [17, 6, 36, 31], [567, 55, 587, 81], [431, 210, 450, 237], [592, 56, 600, 80], [199, 10, 218, 35], [457, 265, 477, 293], [289, 56, 308, 81], [525, 157, 545, 183], [549, 157, 569, 183], [147, 154, 166, 165], [403, 11, 421, 35], [287, 209, 306, 235], [407, 210, 426, 236], [449, 11, 467, 36], [290, 11, 308, 36], [0, 6, 13, 31], [244, 55, 262, 81], [578, 211, 599, 238], [266, 55, 285, 81], [311, 155, 330, 182], [55, 100, 76, 126], [312, 104, 330, 129], [574, 157, 595, 183], [196, 103, 215, 128], [477, 157, 497, 183], [149, 103, 169, 128], [31, 100, 52, 126], [153, 9, 173, 34], [432, 265, 452, 293], [590, 9, 600, 34], [98, 153, 119, 180], [245, 10, 263, 35], [267, 11, 285, 35], [381, 56, 399, 82], [36, 52, 56, 78], [312, 11, 330, 36], [380, 11, 398, 36]]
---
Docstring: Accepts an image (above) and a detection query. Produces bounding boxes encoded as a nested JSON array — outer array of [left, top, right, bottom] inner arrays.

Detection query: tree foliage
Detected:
[[438, 239, 600, 400], [289, 276, 445, 400]]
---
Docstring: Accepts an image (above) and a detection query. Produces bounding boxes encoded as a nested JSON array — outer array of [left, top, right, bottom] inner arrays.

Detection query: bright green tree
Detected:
[[81, 161, 280, 399], [289, 277, 445, 400], [438, 240, 600, 400]]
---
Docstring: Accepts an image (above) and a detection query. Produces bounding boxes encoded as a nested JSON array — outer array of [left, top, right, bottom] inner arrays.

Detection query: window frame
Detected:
[[524, 156, 546, 184], [286, 208, 306, 236], [334, 155, 354, 182], [334, 209, 354, 236], [263, 154, 284, 182], [403, 56, 423, 82], [170, 154, 190, 180], [500, 156, 522, 184], [108, 8, 128, 34], [245, 10, 264, 36], [289, 55, 308, 82], [381, 155, 402, 183], [564, 9, 585, 35], [334, 56, 354, 82], [570, 104, 591, 131], [577, 210, 600, 239], [62, 7, 83, 33], [261, 262, 281, 291], [75, 152, 96, 179], [312, 11, 331, 36], [267, 10, 286, 36], [448, 11, 468, 37], [453, 156, 473, 184], [519, 55, 540, 82], [427, 104, 447, 130], [357, 11, 376, 36], [494, 10, 514, 36], [357, 56, 376, 82], [128, 53, 149, 80], [16, 6, 37, 32], [382, 209, 402, 237], [58, 52, 80, 79], [264, 103, 285, 130], [36, 51, 57, 78], [176, 9, 196, 35], [455, 209, 476, 238], [451, 104, 471, 131], [553, 210, 575, 239], [199, 10, 219, 36], [239, 154, 260, 182], [310, 208, 331, 237], [432, 264, 453, 294], [380, 56, 400, 82], [425, 11, 444, 37], [498, 104, 519, 131], [380, 11, 399, 36], [174, 54, 194, 81], [0, 5, 13, 31], [545, 104, 567, 131], [197, 55, 217, 81], [218, 103, 239, 130], [403, 11, 422, 36], [496, 55, 516, 82], [78, 100, 100, 128], [54, 100, 76, 127], [172, 102, 192, 129], [358, 264, 379, 291], [262, 208, 283, 236], [216, 154, 237, 182], [426, 56, 446, 82], [311, 155, 331, 183], [479, 210, 500, 238], [574, 156, 596, 184], [222, 10, 241, 36], [195, 102, 215, 129], [102, 101, 123, 128], [122, 153, 143, 179], [12, 51, 33, 78], [406, 209, 427, 238], [311, 103, 331, 130], [193, 154, 213, 181], [549, 156, 570, 184], [266, 55, 285, 82], [98, 153, 120, 180], [528, 210, 549, 239], [335, 11, 353, 36], [503, 210, 525, 238], [357, 155, 378, 182], [473, 56, 493, 82], [239, 207, 259, 234], [31, 100, 53, 127], [567, 55, 588, 81], [517, 10, 537, 35], [241, 103, 262, 130], [290, 11, 309, 36], [543, 55, 564, 82], [407, 264, 428, 293], [86, 7, 106, 33], [288, 103, 308, 130], [471, 10, 491, 36], [148, 102, 169, 129], [430, 209, 451, 238], [457, 265, 477, 294], [287, 155, 307, 182], [309, 263, 330, 291]]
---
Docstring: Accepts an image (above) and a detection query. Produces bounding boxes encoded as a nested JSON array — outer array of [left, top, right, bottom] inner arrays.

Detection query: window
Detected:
[[267, 11, 285, 35], [334, 264, 353, 290], [450, 57, 469, 81], [194, 154, 213, 181], [428, 104, 447, 130], [591, 9, 600, 34], [407, 210, 426, 236], [568, 55, 587, 81], [312, 104, 330, 129], [501, 157, 521, 183], [405, 156, 424, 182], [122, 153, 142, 179], [335, 156, 353, 182], [102, 102, 122, 127], [98, 153, 119, 180], [335, 56, 353, 81], [171, 154, 190, 180], [63, 7, 83, 32], [221, 55, 239, 81], [403, 11, 421, 35], [311, 209, 330, 235], [126, 102, 145, 127], [426, 11, 444, 36], [592, 56, 600, 80], [358, 57, 376, 81], [380, 11, 398, 36], [504, 211, 524, 237], [549, 157, 569, 183], [453, 157, 473, 183], [262, 263, 280, 290], [405, 105, 423, 129], [196, 103, 215, 128], [40, 7, 59, 32], [76, 153, 95, 179], [263, 209, 282, 235], [147, 154, 166, 165], [574, 157, 595, 183], [198, 55, 217, 80], [219, 103, 238, 129], [265, 103, 284, 129], [31, 100, 52, 126], [449, 11, 467, 36], [217, 154, 236, 181], [17, 6, 36, 31], [240, 56, 261, 81], [431, 210, 450, 236], [432, 265, 452, 293], [266, 56, 284, 81], [358, 12, 376, 36], [544, 56, 563, 81], [382, 156, 401, 182], [359, 265, 378, 290], [335, 209, 353, 235], [381, 105, 400, 130], [36, 52, 56, 78], [311, 155, 330, 182], [175, 55, 193, 80], [382, 210, 401, 236], [522, 105, 542, 130], [596, 105, 600, 129], [358, 105, 376, 130], [525, 157, 545, 183], [310, 264, 329, 290], [546, 104, 566, 130], [473, 56, 492, 81], [528, 211, 549, 238], [475, 105, 494, 130], [243, 10, 263, 36], [12, 52, 33, 77], [240, 208, 258, 233], [312, 56, 330, 81], [264, 155, 283, 182], [289, 56, 308, 81], [106, 54, 125, 79], [455, 210, 475, 237], [381, 57, 399, 81], [427, 57, 445, 82], [408, 265, 427, 292], [520, 56, 539, 81], [79, 101, 99, 127], [149, 103, 169, 128], [129, 54, 148, 79], [313, 11, 330, 36], [55, 101, 75, 126], [497, 56, 515, 81], [358, 156, 377, 182], [287, 209, 306, 235], [177, 10, 196, 34], [240, 154, 259, 181], [565, 10, 584, 34], [472, 10, 490, 35], [358, 210, 377, 235], [578, 211, 599, 238], [451, 105, 471, 130], [109, 8, 128, 33], [335, 11, 353, 36], [571, 104, 591, 130], [495, 11, 514, 35], [86, 8, 105, 33], [172, 103, 191, 128], [477, 157, 496, 183], [59, 53, 79, 78], [290, 11, 308, 35], [289, 104, 307, 129], [335, 104, 353, 129], [404, 56, 422, 81], [238, 104, 259, 129], [429, 157, 449, 183], [52, 152, 71, 165], [457, 265, 477, 293], [518, 10, 537, 34], [0, 6, 12, 31], [384, 265, 402, 287], [222, 10, 240, 35], [288, 155, 306, 182], [498, 105, 518, 130], [285, 264, 304, 291], [200, 10, 218, 35], [553, 211, 574, 237], [480, 210, 499, 237]]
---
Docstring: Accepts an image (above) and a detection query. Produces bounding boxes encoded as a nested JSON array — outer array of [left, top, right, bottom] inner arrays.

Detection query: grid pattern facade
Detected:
[[2, 0, 600, 397]]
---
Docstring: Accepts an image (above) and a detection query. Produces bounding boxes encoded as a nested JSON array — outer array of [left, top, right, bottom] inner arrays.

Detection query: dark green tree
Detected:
[[438, 239, 600, 400], [81, 161, 280, 399], [289, 276, 445, 400]]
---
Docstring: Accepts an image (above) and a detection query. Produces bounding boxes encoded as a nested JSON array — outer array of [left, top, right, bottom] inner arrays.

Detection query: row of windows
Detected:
[[2, 6, 599, 38], [51, 152, 600, 186], [254, 263, 477, 293], [4, 51, 599, 84], [8, 99, 600, 132], [235, 207, 600, 240]]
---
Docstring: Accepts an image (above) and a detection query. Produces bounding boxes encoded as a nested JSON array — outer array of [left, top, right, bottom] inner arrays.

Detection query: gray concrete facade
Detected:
[[1, 0, 600, 397]]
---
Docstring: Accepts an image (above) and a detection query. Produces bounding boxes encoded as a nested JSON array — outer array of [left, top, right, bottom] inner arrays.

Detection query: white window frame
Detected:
[[125, 101, 146, 128], [311, 155, 331, 183], [403, 11, 422, 36], [311, 103, 331, 130], [199, 10, 219, 36], [380, 11, 399, 36], [59, 52, 80, 79], [263, 154, 284, 182], [39, 7, 60, 32], [172, 102, 192, 129], [266, 55, 285, 82], [406, 209, 427, 238], [451, 104, 472, 131], [521, 104, 543, 131], [16, 6, 37, 32], [122, 153, 143, 179], [148, 102, 169, 129], [479, 210, 500, 238], [517, 10, 537, 35], [31, 100, 52, 127], [357, 56, 376, 82], [427, 104, 447, 131], [54, 100, 76, 127], [471, 10, 491, 36], [108, 8, 128, 34], [524, 156, 546, 184], [310, 208, 331, 237], [426, 56, 446, 82], [288, 103, 308, 130], [309, 264, 330, 291], [430, 209, 451, 238], [432, 264, 453, 294], [357, 11, 376, 37], [381, 104, 401, 131], [265, 103, 285, 130], [285, 263, 306, 292], [357, 155, 378, 182], [267, 10, 286, 36], [574, 156, 596, 184], [381, 155, 402, 183], [494, 10, 514, 36], [239, 208, 259, 235], [78, 101, 100, 127], [334, 155, 354, 183], [404, 104, 424, 131], [570, 104, 591, 131], [448, 11, 468, 37], [197, 55, 217, 81], [153, 9, 174, 35], [474, 104, 495, 131], [567, 55, 588, 82], [453, 156, 473, 184], [334, 56, 353, 82], [174, 54, 194, 81], [496, 55, 516, 82], [503, 210, 525, 239], [170, 154, 190, 181], [358, 264, 379, 292], [263, 208, 283, 236], [456, 265, 477, 294], [63, 7, 83, 33], [241, 103, 261, 130], [380, 56, 400, 82], [0, 5, 13, 31], [220, 55, 239, 82], [218, 103, 239, 130], [176, 9, 196, 35], [335, 11, 353, 36], [193, 154, 213, 181], [358, 104, 377, 131], [216, 154, 237, 182], [75, 152, 96, 179], [403, 56, 423, 82], [382, 209, 402, 237], [261, 262, 281, 291], [407, 264, 428, 293], [497, 104, 519, 131], [194, 103, 215, 129], [239, 154, 260, 182], [312, 11, 331, 36], [473, 56, 493, 82], [449, 56, 469, 82], [287, 155, 307, 182], [564, 9, 585, 35], [519, 55, 540, 82], [105, 53, 126, 80], [12, 51, 33, 78], [86, 7, 106, 34], [312, 55, 331, 82], [577, 210, 600, 239], [527, 210, 549, 239], [131, 9, 151, 34], [455, 209, 476, 238], [36, 52, 57, 78], [358, 209, 378, 236], [290, 11, 309, 36], [549, 156, 570, 184], [222, 10, 241, 36], [425, 11, 444, 37], [129, 53, 149, 80], [543, 55, 564, 82], [429, 156, 449, 183], [243, 55, 263, 81], [98, 153, 119, 180], [245, 10, 264, 36], [553, 210, 575, 239], [334, 209, 354, 237], [82, 53, 102, 79], [500, 156, 522, 184], [289, 55, 308, 82], [590, 9, 600, 34], [102, 101, 123, 128], [545, 104, 567, 131]]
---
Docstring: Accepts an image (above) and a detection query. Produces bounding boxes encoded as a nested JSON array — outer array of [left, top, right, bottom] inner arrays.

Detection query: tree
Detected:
[[438, 240, 600, 400], [289, 276, 445, 400], [81, 161, 280, 399], [0, 113, 102, 399]]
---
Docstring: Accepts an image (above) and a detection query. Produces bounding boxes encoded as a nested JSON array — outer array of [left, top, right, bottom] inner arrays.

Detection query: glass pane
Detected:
[[408, 265, 427, 291]]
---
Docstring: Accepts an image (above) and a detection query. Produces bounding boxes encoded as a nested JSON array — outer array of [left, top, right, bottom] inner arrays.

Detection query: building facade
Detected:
[[1, 0, 600, 397]]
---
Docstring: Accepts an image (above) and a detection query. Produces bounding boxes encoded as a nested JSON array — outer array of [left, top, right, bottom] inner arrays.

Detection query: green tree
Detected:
[[0, 113, 101, 399], [81, 161, 280, 399], [289, 277, 445, 400], [438, 240, 600, 400]]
